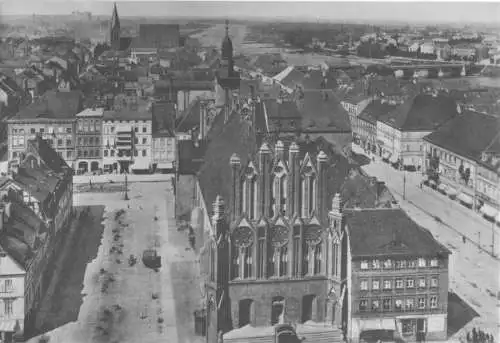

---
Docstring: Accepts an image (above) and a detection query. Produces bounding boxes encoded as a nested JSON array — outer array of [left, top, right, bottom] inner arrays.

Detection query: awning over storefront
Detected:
[[389, 155, 399, 164], [131, 159, 150, 170], [360, 318, 397, 331], [382, 152, 391, 159], [429, 179, 437, 187], [0, 320, 19, 332], [437, 183, 448, 192], [457, 193, 473, 205], [480, 204, 498, 218], [156, 162, 173, 169], [446, 185, 458, 196]]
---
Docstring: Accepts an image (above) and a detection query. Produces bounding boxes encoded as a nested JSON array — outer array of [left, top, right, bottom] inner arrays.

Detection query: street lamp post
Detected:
[[124, 174, 129, 200]]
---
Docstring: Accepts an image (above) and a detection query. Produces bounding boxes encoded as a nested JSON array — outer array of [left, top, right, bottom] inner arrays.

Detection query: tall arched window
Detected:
[[249, 178, 257, 219], [301, 172, 316, 218], [243, 247, 253, 278], [209, 243, 215, 282], [257, 226, 266, 278], [331, 237, 340, 277], [279, 176, 287, 216], [271, 175, 278, 218], [231, 243, 239, 280], [279, 245, 288, 277], [309, 177, 316, 215], [241, 180, 247, 216], [313, 243, 322, 275]]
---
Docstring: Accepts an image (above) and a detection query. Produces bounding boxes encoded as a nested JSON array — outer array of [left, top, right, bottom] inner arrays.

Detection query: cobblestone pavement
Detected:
[[28, 182, 205, 343]]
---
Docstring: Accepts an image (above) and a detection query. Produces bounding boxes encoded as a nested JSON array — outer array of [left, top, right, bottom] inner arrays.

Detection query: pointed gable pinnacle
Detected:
[[317, 150, 328, 162], [331, 193, 342, 214], [259, 142, 271, 154], [213, 195, 225, 221], [289, 141, 300, 153], [276, 140, 284, 151], [229, 153, 241, 166]]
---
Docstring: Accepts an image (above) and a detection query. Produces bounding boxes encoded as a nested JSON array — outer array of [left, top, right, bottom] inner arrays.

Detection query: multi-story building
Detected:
[[377, 94, 458, 170], [343, 208, 450, 342], [0, 135, 73, 337], [151, 101, 176, 172], [7, 90, 83, 169], [424, 110, 500, 215], [356, 101, 398, 155], [102, 100, 152, 173], [189, 99, 395, 343], [75, 107, 104, 173]]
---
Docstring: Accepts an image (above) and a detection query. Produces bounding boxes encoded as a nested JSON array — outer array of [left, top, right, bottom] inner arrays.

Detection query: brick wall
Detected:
[[175, 174, 195, 221], [228, 279, 329, 328]]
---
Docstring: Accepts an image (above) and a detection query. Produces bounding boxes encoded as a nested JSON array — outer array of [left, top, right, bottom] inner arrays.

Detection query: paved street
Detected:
[[28, 182, 204, 343], [358, 150, 500, 340]]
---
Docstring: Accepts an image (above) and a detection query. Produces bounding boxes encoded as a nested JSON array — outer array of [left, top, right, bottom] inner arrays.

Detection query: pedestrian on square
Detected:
[[463, 235, 467, 244], [467, 332, 472, 343], [473, 328, 478, 343]]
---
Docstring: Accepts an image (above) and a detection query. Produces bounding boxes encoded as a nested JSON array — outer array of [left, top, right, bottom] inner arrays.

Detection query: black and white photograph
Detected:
[[0, 1, 497, 342]]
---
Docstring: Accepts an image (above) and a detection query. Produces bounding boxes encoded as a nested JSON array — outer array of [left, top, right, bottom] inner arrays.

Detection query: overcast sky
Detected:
[[1, 1, 499, 23]]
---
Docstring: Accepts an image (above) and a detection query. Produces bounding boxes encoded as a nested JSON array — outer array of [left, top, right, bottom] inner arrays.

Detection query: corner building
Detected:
[[201, 141, 347, 343]]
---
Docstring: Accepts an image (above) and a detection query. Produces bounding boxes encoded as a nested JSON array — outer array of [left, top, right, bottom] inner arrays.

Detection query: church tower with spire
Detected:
[[110, 2, 121, 50], [220, 20, 234, 74]]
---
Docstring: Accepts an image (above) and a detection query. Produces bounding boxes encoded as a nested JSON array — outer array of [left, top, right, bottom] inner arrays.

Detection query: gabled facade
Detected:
[[199, 141, 346, 343]]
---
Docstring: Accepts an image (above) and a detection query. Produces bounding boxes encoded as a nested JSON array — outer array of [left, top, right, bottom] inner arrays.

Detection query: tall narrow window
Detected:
[[209, 245, 215, 282], [231, 244, 239, 280], [249, 178, 256, 219], [309, 177, 316, 215], [241, 180, 247, 215], [302, 241, 309, 276], [280, 176, 287, 215], [279, 246, 288, 277], [301, 177, 308, 217], [271, 176, 278, 217], [314, 244, 322, 275], [257, 227, 266, 278], [268, 244, 276, 277], [293, 226, 301, 277], [243, 247, 253, 278], [332, 239, 339, 277]]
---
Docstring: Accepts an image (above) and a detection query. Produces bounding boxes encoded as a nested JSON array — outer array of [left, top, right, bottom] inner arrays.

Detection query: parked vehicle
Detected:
[[142, 249, 161, 269]]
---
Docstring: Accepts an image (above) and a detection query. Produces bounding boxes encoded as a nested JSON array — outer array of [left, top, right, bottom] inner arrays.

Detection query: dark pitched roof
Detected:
[[424, 110, 500, 162], [119, 37, 133, 51], [301, 70, 337, 91], [178, 140, 205, 175], [197, 112, 258, 214], [152, 101, 176, 137], [379, 94, 459, 131], [300, 90, 352, 133], [0, 235, 32, 269], [24, 135, 71, 174], [280, 68, 306, 89], [176, 99, 200, 133], [345, 208, 451, 258], [11, 90, 83, 120], [13, 166, 61, 203], [358, 101, 399, 125], [133, 24, 180, 49]]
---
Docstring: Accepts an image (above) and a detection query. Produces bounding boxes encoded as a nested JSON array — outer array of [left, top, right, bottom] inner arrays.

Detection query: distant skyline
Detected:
[[1, 1, 500, 24]]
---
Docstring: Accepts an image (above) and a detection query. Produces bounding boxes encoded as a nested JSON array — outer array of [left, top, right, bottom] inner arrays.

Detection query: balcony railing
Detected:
[[356, 304, 447, 316]]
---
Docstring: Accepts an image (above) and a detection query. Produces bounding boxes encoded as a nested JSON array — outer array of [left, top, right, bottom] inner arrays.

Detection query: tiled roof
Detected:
[[103, 103, 153, 121], [301, 70, 337, 91], [301, 90, 351, 133], [24, 135, 71, 174], [345, 208, 451, 258], [13, 166, 61, 203], [358, 101, 399, 125], [132, 24, 180, 49], [424, 110, 500, 162], [11, 90, 83, 120], [197, 111, 259, 214], [0, 235, 32, 269], [178, 140, 205, 175], [279, 68, 305, 89], [379, 94, 459, 131], [176, 99, 200, 133], [198, 116, 393, 220], [152, 101, 176, 137]]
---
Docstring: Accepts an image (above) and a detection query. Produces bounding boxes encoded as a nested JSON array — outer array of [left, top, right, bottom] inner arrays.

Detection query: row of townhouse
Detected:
[[8, 90, 177, 175], [351, 92, 459, 171], [176, 96, 451, 343], [423, 110, 500, 221], [0, 135, 73, 341]]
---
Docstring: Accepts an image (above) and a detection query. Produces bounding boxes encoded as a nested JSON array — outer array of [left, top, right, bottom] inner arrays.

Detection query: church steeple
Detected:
[[110, 2, 121, 50], [221, 19, 233, 63]]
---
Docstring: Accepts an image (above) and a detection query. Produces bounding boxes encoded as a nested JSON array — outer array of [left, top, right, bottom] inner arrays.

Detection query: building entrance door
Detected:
[[416, 318, 426, 342]]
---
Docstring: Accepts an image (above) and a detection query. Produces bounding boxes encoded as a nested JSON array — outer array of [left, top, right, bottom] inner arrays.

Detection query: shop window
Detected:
[[359, 299, 367, 312]]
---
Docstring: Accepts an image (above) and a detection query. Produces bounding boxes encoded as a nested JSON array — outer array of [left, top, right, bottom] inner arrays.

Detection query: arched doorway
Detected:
[[271, 296, 285, 325], [91, 161, 99, 172], [78, 161, 88, 173], [238, 299, 254, 327]]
